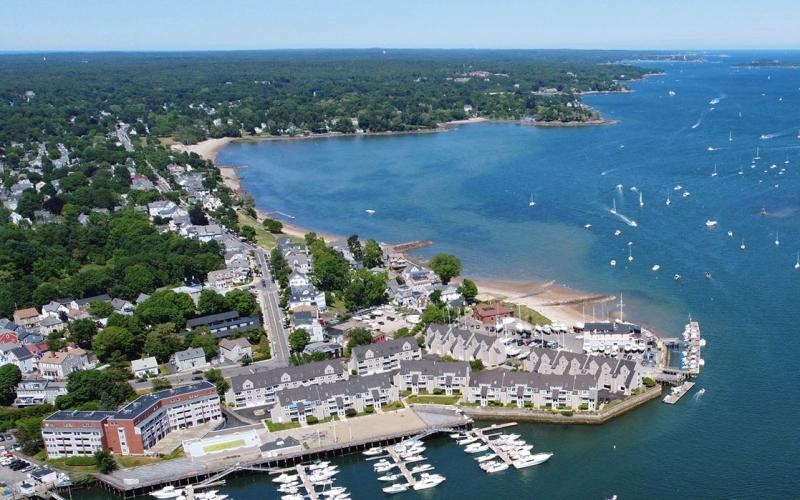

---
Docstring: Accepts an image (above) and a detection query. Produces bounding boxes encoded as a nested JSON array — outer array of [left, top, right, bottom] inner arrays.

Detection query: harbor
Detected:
[[662, 381, 697, 405]]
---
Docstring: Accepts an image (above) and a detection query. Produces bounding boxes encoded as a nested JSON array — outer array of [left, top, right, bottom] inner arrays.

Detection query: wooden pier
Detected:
[[295, 464, 320, 500], [384, 447, 417, 489], [471, 422, 518, 466], [662, 381, 696, 404], [388, 240, 432, 253]]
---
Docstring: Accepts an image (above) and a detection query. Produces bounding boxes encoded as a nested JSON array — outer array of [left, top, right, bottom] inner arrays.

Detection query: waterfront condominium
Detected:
[[41, 381, 221, 458]]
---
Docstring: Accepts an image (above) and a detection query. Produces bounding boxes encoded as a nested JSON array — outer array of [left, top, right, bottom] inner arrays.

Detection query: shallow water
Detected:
[[86, 52, 800, 498]]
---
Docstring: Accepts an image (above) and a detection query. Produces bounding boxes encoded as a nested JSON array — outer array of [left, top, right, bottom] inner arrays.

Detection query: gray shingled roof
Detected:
[[274, 372, 393, 406], [230, 360, 345, 392], [174, 347, 206, 362], [398, 358, 469, 378], [350, 338, 419, 362]]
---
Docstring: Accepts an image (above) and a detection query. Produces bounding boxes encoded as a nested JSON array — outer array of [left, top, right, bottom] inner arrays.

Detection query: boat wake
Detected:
[[609, 208, 638, 227], [691, 117, 702, 129], [693, 388, 706, 401]]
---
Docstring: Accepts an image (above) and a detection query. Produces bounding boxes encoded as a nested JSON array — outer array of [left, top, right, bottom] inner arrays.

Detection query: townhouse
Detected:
[[226, 360, 348, 409], [42, 382, 221, 458], [393, 359, 470, 395], [424, 324, 508, 367], [578, 321, 645, 353], [14, 379, 68, 406], [186, 311, 261, 339], [524, 347, 641, 395], [269, 372, 398, 424], [288, 284, 327, 311], [348, 337, 422, 376], [37, 349, 94, 380], [464, 370, 600, 410]]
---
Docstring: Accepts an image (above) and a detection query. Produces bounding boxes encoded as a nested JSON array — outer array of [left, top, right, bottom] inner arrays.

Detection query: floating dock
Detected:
[[662, 381, 696, 404], [295, 464, 320, 500], [471, 422, 518, 466], [384, 447, 418, 489]]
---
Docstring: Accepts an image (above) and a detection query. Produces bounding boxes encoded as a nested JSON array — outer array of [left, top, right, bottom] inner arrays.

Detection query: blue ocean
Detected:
[[195, 53, 800, 498]]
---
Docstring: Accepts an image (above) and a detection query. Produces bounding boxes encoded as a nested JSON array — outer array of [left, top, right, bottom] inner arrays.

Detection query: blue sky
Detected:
[[2, 0, 799, 51]]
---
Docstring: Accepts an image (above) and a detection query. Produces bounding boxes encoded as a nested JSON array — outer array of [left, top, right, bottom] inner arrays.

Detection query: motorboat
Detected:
[[413, 473, 446, 491], [363, 446, 383, 456], [374, 464, 398, 473], [513, 452, 554, 469], [475, 452, 497, 463], [449, 432, 468, 439], [382, 483, 409, 494], [614, 229, 621, 236], [705, 220, 717, 228], [282, 494, 305, 500], [402, 455, 425, 463], [151, 486, 182, 499], [277, 485, 300, 494], [651, 264, 661, 272], [272, 473, 299, 484], [377, 473, 402, 481], [457, 436, 479, 445], [529, 193, 536, 207], [409, 464, 434, 474], [464, 443, 489, 454], [309, 461, 331, 470], [610, 260, 616, 267], [321, 487, 347, 497], [483, 462, 510, 473]]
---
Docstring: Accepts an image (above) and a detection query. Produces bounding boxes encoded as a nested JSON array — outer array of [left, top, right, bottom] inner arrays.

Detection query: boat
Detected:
[[740, 239, 746, 250], [365, 209, 376, 215], [709, 97, 720, 105], [795, 253, 800, 270], [775, 232, 780, 246], [475, 452, 497, 463], [711, 164, 718, 177], [628, 245, 634, 263], [729, 131, 733, 142], [529, 193, 536, 207], [668, 90, 676, 96], [483, 462, 509, 473], [378, 472, 402, 481], [705, 220, 717, 228], [727, 230, 733, 237], [610, 259, 616, 267], [382, 483, 409, 494], [610, 199, 617, 215], [682, 191, 691, 198], [614, 229, 621, 236], [674, 184, 683, 191], [151, 486, 183, 499], [639, 191, 644, 207], [651, 264, 660, 272], [309, 461, 331, 470], [363, 446, 383, 456], [666, 193, 671, 206], [457, 436, 479, 445], [674, 274, 681, 280], [272, 473, 299, 484], [413, 473, 446, 491], [513, 452, 554, 469], [410, 464, 434, 474]]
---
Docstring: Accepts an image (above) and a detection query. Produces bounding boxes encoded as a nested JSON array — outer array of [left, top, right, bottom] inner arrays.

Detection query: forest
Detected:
[[0, 50, 655, 145]]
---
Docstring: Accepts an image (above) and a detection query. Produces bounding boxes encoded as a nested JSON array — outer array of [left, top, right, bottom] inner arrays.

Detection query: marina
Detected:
[[662, 381, 697, 405]]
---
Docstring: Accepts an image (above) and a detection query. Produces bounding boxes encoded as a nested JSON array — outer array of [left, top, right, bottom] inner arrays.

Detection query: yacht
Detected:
[[610, 259, 617, 267], [711, 164, 718, 177], [457, 436, 479, 445], [277, 485, 300, 494], [403, 455, 425, 463], [775, 232, 780, 246], [272, 473, 299, 484], [651, 264, 661, 272], [363, 446, 383, 456], [794, 253, 800, 270], [382, 483, 409, 494], [513, 452, 554, 469], [475, 453, 497, 463], [378, 473, 402, 482], [309, 461, 331, 470], [740, 239, 746, 250], [483, 462, 510, 473], [321, 487, 348, 498], [529, 193, 536, 207], [449, 432, 468, 440], [665, 193, 671, 206], [705, 220, 717, 228], [413, 473, 446, 491], [151, 486, 183, 499], [410, 464, 434, 474]]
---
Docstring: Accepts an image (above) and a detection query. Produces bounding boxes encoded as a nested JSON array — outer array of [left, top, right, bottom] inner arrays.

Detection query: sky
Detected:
[[1, 0, 799, 51]]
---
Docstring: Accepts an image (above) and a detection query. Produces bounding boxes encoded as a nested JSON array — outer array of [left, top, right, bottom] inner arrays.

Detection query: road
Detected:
[[249, 243, 291, 365]]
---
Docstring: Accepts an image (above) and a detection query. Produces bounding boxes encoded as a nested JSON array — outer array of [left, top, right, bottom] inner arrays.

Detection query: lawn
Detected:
[[406, 394, 461, 405], [506, 302, 552, 326], [202, 439, 246, 453], [382, 400, 405, 411], [45, 457, 98, 474], [237, 211, 279, 249], [264, 420, 301, 432], [116, 455, 161, 468]]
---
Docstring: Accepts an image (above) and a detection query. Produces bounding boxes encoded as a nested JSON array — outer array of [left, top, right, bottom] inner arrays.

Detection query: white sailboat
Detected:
[[728, 131, 733, 142], [610, 199, 617, 215], [529, 193, 536, 207], [794, 253, 800, 270], [665, 193, 671, 206], [754, 147, 761, 160], [740, 238, 746, 251], [711, 163, 718, 177], [639, 191, 644, 207], [627, 244, 634, 262], [775, 232, 780, 246]]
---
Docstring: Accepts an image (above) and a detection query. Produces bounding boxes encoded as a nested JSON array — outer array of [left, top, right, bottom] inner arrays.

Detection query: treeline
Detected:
[[0, 50, 654, 145], [0, 209, 224, 317]]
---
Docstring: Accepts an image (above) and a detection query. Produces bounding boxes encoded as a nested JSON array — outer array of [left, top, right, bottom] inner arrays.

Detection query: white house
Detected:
[[131, 357, 159, 378], [219, 338, 252, 363], [348, 338, 422, 376], [173, 347, 208, 372]]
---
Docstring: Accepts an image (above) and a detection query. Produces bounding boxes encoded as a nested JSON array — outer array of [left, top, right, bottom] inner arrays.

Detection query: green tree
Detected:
[[56, 369, 135, 410], [89, 300, 115, 318], [15, 416, 45, 455], [68, 319, 98, 349], [343, 269, 387, 311], [135, 291, 196, 328], [288, 329, 311, 352], [225, 289, 258, 316], [347, 234, 363, 261], [430, 253, 462, 284], [142, 323, 183, 363], [469, 359, 485, 372], [190, 332, 218, 360], [151, 378, 172, 391], [457, 279, 478, 302], [123, 263, 156, 296], [0, 364, 22, 406], [46, 331, 65, 352], [198, 289, 227, 316], [345, 327, 373, 357], [311, 247, 350, 292], [239, 225, 256, 242], [362, 239, 383, 268], [262, 218, 283, 233], [203, 368, 230, 396], [92, 326, 135, 361], [94, 449, 117, 473]]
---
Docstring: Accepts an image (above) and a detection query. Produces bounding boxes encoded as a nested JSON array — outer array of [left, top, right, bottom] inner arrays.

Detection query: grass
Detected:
[[162, 447, 185, 461], [45, 457, 98, 474], [506, 302, 552, 326], [406, 394, 461, 405], [202, 439, 246, 453], [264, 420, 301, 432], [382, 400, 405, 411], [237, 211, 279, 249], [116, 455, 161, 468]]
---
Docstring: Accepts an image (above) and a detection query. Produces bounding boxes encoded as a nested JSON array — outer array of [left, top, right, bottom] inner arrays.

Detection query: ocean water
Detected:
[[87, 53, 800, 499]]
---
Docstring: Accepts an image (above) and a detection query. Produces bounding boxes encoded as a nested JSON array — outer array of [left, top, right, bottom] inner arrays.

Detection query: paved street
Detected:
[[249, 244, 290, 365]]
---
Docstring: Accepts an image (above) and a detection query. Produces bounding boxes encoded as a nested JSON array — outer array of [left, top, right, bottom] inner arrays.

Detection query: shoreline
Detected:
[[185, 120, 625, 328]]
